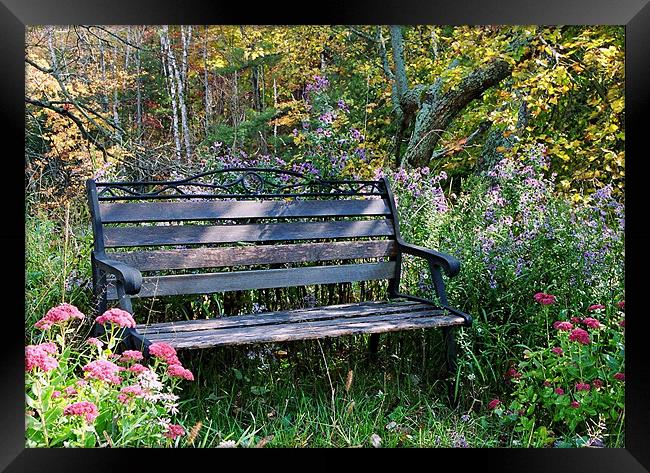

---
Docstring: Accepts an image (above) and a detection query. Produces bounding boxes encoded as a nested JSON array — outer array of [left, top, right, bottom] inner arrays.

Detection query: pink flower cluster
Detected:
[[128, 363, 149, 374], [117, 385, 145, 404], [87, 337, 104, 348], [83, 360, 122, 384], [592, 379, 603, 389], [120, 350, 144, 363], [534, 292, 556, 305], [167, 364, 194, 381], [64, 401, 99, 423], [551, 347, 564, 355], [553, 321, 573, 331], [34, 303, 85, 330], [555, 387, 565, 395], [25, 342, 58, 372], [575, 382, 590, 391], [488, 399, 501, 410], [582, 317, 602, 329], [149, 342, 180, 365], [613, 372, 625, 381], [588, 304, 605, 312], [164, 424, 185, 439], [95, 308, 136, 328], [568, 328, 591, 345], [149, 342, 195, 382], [505, 367, 521, 379]]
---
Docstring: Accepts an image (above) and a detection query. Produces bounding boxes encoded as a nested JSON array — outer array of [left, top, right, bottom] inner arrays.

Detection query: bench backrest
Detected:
[[87, 168, 402, 302]]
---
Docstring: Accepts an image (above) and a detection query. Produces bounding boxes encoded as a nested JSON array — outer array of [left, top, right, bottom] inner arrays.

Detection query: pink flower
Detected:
[[120, 350, 144, 363], [571, 317, 582, 325], [64, 386, 77, 397], [64, 401, 99, 423], [505, 367, 521, 379], [25, 343, 59, 372], [588, 304, 605, 312], [570, 401, 580, 409], [551, 347, 564, 356], [87, 337, 104, 348], [83, 360, 122, 384], [555, 388, 565, 395], [164, 424, 185, 440], [592, 379, 603, 389], [619, 319, 625, 328], [543, 381, 552, 387], [117, 385, 145, 404], [569, 328, 591, 345], [167, 364, 194, 381], [582, 317, 602, 329], [575, 383, 590, 392], [617, 301, 625, 309], [95, 308, 136, 328], [553, 321, 573, 331], [34, 303, 85, 330], [613, 372, 625, 382], [488, 399, 501, 410], [149, 342, 180, 365], [534, 292, 556, 305], [128, 363, 149, 374], [76, 379, 88, 387], [52, 391, 61, 399]]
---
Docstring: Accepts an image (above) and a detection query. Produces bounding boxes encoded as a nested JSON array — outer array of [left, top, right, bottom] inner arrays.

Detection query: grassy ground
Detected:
[[174, 335, 501, 448]]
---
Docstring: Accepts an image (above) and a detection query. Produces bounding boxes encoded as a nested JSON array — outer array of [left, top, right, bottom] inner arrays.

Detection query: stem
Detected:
[[34, 376, 50, 446]]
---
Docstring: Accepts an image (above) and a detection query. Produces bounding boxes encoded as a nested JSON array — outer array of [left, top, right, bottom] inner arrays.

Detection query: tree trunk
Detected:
[[402, 59, 513, 168], [135, 27, 142, 140], [160, 27, 182, 161], [112, 44, 122, 142], [203, 26, 211, 135]]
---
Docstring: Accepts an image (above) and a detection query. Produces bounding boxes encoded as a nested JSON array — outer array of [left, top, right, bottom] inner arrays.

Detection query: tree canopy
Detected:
[[25, 25, 624, 207]]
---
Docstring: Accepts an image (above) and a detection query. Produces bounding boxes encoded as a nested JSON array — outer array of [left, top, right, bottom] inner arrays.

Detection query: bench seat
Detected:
[[138, 299, 465, 349]]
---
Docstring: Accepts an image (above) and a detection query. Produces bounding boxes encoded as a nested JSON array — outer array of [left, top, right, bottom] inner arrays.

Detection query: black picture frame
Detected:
[[5, 1, 649, 470]]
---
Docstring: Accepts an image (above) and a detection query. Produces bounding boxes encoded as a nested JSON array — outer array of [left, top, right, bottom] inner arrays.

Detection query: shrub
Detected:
[[25, 304, 193, 447], [493, 300, 625, 447]]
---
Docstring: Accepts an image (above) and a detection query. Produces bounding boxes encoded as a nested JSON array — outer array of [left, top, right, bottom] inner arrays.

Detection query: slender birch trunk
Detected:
[[203, 26, 210, 135], [160, 26, 182, 161]]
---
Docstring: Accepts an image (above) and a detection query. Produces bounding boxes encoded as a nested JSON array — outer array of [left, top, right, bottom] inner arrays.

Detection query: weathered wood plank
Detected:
[[108, 240, 397, 271], [104, 219, 394, 248], [143, 311, 465, 349], [100, 199, 391, 223], [138, 300, 431, 334], [107, 262, 396, 299]]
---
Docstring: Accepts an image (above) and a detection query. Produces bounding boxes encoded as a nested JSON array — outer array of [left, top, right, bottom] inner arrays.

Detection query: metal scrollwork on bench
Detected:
[[96, 168, 386, 201]]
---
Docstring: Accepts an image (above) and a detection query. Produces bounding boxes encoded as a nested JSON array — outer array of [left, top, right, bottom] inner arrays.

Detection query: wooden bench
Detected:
[[86, 168, 471, 382]]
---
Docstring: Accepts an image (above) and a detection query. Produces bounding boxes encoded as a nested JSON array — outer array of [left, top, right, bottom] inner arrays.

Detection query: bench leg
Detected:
[[368, 333, 380, 361], [443, 327, 459, 406]]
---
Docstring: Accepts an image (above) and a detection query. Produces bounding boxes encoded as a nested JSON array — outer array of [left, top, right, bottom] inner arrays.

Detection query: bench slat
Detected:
[[142, 310, 464, 349], [108, 240, 396, 271], [107, 262, 396, 299], [100, 199, 391, 223], [104, 219, 394, 248], [138, 299, 426, 334]]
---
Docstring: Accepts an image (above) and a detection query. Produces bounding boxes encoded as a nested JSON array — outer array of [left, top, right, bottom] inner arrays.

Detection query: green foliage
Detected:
[[26, 312, 191, 447], [26, 208, 93, 331], [495, 304, 625, 447]]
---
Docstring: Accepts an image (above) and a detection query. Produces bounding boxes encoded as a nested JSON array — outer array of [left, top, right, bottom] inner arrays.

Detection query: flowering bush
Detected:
[[289, 75, 377, 179], [436, 144, 623, 311], [493, 298, 625, 446], [25, 303, 193, 447]]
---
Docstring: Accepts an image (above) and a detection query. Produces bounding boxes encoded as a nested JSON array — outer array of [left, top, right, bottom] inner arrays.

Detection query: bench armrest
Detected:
[[398, 242, 460, 277], [94, 254, 142, 295]]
